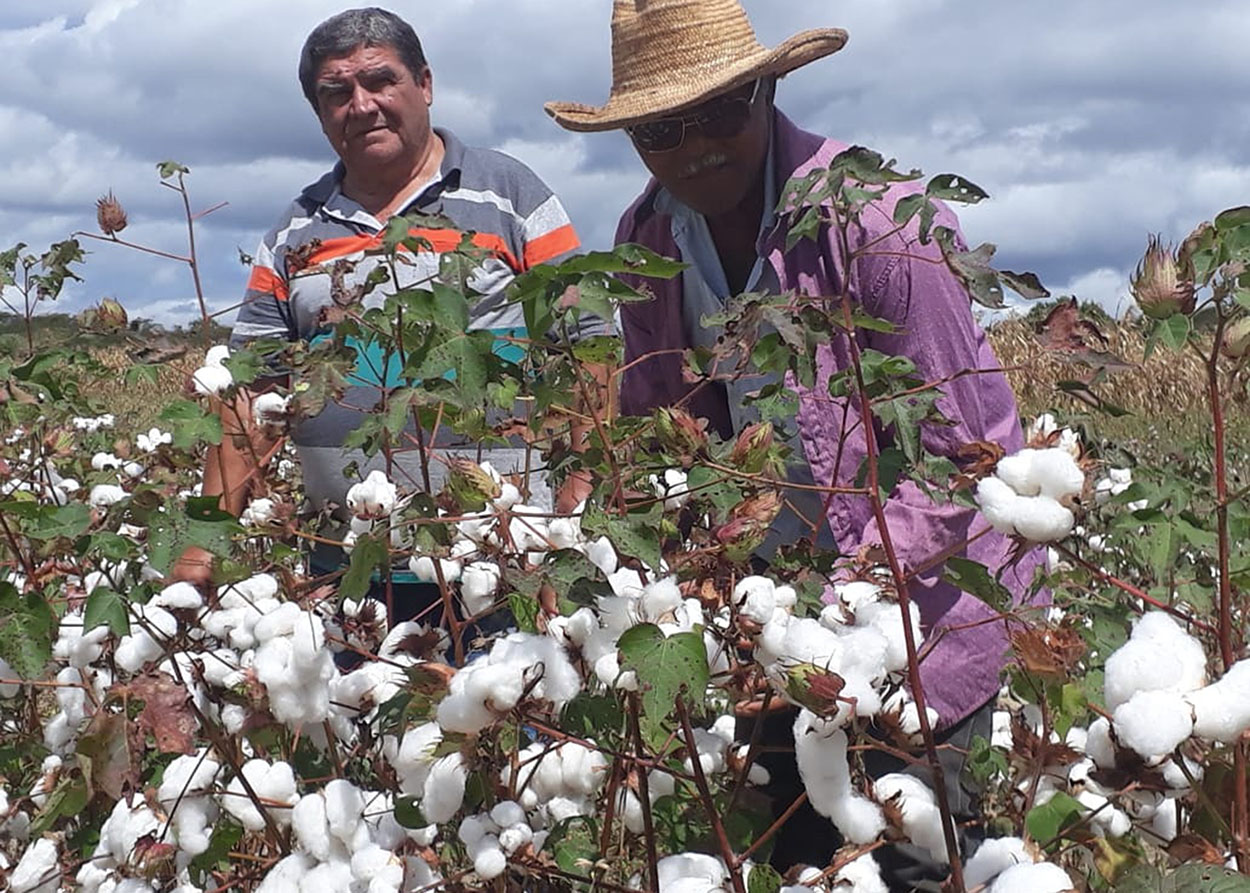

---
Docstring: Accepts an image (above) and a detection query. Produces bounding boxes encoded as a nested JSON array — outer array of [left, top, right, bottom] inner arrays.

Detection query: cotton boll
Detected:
[[872, 774, 948, 863], [489, 800, 526, 830], [461, 562, 501, 616], [1113, 690, 1194, 759], [346, 470, 398, 519], [1104, 612, 1208, 710], [422, 754, 467, 824], [292, 794, 333, 861], [975, 476, 1027, 535], [494, 482, 521, 509], [1012, 496, 1075, 543], [89, 483, 128, 508], [192, 363, 234, 396], [995, 450, 1041, 496], [9, 837, 59, 893], [831, 852, 887, 893], [1187, 659, 1250, 743], [1150, 801, 1179, 842], [498, 823, 533, 855], [474, 844, 508, 880], [733, 576, 777, 624], [987, 861, 1074, 893], [964, 837, 1034, 889], [640, 576, 682, 622], [793, 710, 885, 844], [583, 536, 618, 575], [1030, 449, 1086, 501], [153, 581, 203, 611], [223, 760, 297, 831]]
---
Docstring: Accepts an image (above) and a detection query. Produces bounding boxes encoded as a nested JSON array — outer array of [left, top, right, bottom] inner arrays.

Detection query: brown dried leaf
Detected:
[[1010, 626, 1086, 680], [1168, 833, 1226, 865], [77, 712, 137, 800], [1034, 298, 1132, 370], [124, 673, 198, 755], [951, 439, 1007, 491]]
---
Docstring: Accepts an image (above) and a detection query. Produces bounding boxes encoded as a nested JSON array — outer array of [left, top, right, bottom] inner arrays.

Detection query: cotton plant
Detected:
[[975, 445, 1086, 543]]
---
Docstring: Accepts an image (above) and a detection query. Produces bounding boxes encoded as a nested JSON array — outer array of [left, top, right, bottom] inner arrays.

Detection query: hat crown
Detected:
[[609, 0, 766, 102]]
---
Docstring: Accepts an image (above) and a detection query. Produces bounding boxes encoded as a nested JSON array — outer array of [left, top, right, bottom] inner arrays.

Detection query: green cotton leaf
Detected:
[[938, 234, 1006, 309], [617, 623, 710, 749], [124, 364, 161, 388], [340, 533, 389, 602], [1118, 863, 1250, 893], [854, 447, 906, 501], [1025, 790, 1086, 845], [748, 864, 783, 893], [28, 775, 90, 836], [926, 174, 989, 205], [1154, 314, 1191, 351], [22, 503, 92, 541], [874, 391, 940, 465], [999, 270, 1051, 300], [571, 335, 622, 365], [830, 146, 921, 185], [146, 498, 242, 576], [84, 587, 130, 637], [580, 503, 663, 572], [159, 398, 223, 449], [0, 581, 55, 679], [547, 815, 600, 875], [1214, 207, 1250, 232], [393, 796, 427, 829], [157, 160, 190, 179], [942, 556, 1013, 614], [561, 692, 625, 739], [508, 592, 541, 633], [892, 193, 928, 227]]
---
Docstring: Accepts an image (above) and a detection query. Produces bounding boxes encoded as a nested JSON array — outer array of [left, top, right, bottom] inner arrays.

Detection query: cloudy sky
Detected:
[[2, 0, 1248, 327]]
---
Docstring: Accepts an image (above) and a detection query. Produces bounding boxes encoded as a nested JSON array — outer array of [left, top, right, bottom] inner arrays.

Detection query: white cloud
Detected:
[[0, 0, 1247, 326]]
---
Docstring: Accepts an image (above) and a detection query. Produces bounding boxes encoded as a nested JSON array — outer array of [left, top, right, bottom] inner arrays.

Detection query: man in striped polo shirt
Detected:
[[175, 8, 604, 603]]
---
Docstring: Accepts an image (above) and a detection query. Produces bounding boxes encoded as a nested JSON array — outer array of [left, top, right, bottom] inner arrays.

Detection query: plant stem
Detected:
[[675, 696, 745, 893], [836, 287, 966, 891], [628, 693, 661, 892]]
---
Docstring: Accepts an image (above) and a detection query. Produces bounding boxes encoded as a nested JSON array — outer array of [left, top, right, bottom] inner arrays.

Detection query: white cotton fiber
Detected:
[[1103, 612, 1207, 710], [1113, 690, 1194, 759], [1187, 659, 1250, 743], [964, 836, 1034, 889], [988, 861, 1074, 892], [422, 754, 467, 824], [1011, 497, 1076, 544], [995, 451, 1041, 496], [975, 476, 1025, 535], [872, 773, 949, 863], [1030, 449, 1086, 501], [9, 837, 59, 893]]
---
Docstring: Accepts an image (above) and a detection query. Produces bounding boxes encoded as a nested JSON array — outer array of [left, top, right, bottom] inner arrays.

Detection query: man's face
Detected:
[[314, 43, 433, 176], [629, 80, 771, 218]]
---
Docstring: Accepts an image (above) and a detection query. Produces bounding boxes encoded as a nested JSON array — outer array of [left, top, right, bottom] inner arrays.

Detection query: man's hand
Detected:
[[170, 545, 215, 589], [554, 469, 593, 515]]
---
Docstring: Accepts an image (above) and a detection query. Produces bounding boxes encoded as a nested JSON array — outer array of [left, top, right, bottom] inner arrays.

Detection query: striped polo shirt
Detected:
[[230, 128, 602, 520]]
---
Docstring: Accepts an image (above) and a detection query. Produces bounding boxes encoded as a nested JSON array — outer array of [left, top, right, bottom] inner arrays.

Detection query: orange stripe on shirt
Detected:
[[299, 228, 521, 274], [246, 266, 289, 302], [522, 224, 580, 270]]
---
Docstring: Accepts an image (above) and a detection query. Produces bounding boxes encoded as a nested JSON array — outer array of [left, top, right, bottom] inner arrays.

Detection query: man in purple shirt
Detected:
[[548, 0, 1043, 886]]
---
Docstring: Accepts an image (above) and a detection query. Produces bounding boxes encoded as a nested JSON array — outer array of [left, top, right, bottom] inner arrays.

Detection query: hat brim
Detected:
[[545, 28, 847, 133]]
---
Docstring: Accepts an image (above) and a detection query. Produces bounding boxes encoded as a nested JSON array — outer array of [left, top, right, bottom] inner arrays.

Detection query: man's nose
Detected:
[[347, 84, 378, 116]]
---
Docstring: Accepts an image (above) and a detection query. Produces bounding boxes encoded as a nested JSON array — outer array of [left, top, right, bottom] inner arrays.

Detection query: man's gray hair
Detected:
[[298, 7, 428, 110]]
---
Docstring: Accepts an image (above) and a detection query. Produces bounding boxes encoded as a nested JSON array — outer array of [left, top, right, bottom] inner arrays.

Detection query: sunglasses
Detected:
[[626, 79, 763, 153]]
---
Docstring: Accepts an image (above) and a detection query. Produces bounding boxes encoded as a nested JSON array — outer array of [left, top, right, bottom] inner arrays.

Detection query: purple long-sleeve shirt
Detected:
[[613, 111, 1044, 726]]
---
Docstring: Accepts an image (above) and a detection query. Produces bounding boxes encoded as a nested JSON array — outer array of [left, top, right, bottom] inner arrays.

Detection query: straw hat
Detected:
[[546, 0, 847, 132]]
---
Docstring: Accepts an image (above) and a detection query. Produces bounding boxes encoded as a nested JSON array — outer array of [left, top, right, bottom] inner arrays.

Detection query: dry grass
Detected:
[[986, 317, 1209, 422], [90, 346, 200, 426]]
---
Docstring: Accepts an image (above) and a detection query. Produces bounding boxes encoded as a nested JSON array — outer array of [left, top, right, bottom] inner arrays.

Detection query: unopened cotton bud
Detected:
[[1131, 234, 1196, 320]]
